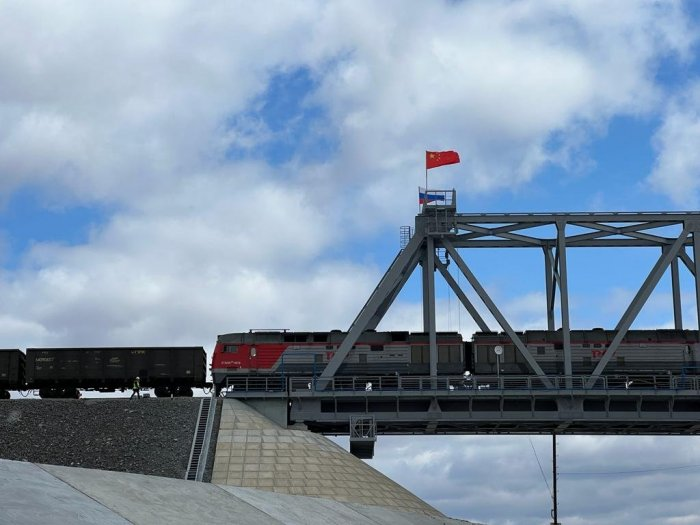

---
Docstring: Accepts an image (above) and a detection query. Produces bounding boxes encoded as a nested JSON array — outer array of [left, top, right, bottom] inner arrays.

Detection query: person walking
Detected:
[[130, 376, 141, 399]]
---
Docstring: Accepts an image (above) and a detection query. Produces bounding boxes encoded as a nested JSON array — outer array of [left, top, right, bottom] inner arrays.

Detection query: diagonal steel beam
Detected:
[[319, 232, 425, 384], [545, 246, 560, 323], [567, 221, 679, 245], [680, 247, 696, 277], [366, 245, 423, 330], [435, 257, 490, 332], [586, 228, 690, 386], [442, 238, 552, 384], [454, 222, 539, 241], [671, 250, 682, 329], [556, 221, 572, 378], [453, 223, 543, 246], [544, 246, 555, 330]]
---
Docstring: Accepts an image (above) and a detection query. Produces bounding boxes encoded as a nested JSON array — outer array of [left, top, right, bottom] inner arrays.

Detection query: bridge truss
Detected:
[[226, 191, 700, 457], [320, 190, 700, 388]]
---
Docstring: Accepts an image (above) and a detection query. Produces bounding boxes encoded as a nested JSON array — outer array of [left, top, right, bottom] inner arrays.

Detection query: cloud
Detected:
[[648, 81, 700, 207], [350, 434, 700, 525], [0, 1, 693, 217], [312, 0, 694, 209], [0, 165, 383, 349]]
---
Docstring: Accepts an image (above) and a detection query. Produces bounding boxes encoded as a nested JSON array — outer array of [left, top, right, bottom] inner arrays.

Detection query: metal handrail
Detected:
[[222, 373, 700, 394], [286, 374, 699, 393]]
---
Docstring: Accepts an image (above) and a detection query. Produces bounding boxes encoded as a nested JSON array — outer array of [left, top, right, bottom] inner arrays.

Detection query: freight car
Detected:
[[0, 346, 208, 398], [211, 328, 700, 393], [0, 349, 25, 399]]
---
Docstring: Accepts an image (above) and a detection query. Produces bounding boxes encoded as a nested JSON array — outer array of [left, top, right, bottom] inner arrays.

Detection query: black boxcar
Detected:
[[0, 349, 25, 399], [25, 347, 207, 398]]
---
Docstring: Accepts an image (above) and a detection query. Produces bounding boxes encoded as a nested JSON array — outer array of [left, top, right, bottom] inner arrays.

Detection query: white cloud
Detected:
[[312, 0, 694, 212], [350, 434, 700, 525], [649, 81, 700, 207]]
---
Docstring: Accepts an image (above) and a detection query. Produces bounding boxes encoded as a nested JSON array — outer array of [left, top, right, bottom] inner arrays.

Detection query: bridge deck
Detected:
[[222, 374, 700, 436]]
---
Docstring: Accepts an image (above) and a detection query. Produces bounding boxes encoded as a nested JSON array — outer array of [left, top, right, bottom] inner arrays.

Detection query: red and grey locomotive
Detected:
[[211, 328, 700, 393]]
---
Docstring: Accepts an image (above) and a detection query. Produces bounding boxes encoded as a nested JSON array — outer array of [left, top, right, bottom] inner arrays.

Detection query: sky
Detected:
[[3, 1, 700, 523]]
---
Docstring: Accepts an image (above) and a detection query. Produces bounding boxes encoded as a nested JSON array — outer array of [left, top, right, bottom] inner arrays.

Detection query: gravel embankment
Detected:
[[0, 398, 208, 479]]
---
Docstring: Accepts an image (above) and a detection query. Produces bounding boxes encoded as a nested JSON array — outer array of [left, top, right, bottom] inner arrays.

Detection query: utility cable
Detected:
[[529, 436, 553, 498], [561, 463, 700, 476]]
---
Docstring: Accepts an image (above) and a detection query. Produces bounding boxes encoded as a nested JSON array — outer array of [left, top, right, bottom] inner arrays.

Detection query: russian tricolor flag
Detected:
[[419, 188, 446, 204]]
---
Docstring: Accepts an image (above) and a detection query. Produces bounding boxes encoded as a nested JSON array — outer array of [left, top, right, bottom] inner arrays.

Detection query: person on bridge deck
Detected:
[[130, 376, 141, 399]]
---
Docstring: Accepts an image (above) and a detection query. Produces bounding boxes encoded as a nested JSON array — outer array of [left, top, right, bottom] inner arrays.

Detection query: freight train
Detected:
[[0, 347, 208, 399], [2, 329, 698, 399], [211, 328, 700, 393]]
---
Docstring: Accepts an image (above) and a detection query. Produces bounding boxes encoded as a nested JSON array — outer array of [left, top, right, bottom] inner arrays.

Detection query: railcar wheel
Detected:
[[176, 386, 193, 397], [39, 388, 54, 399], [154, 387, 170, 398], [1, 389, 9, 399]]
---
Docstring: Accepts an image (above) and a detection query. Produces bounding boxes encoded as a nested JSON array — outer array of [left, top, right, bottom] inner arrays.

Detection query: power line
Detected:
[[560, 464, 700, 476], [529, 436, 553, 498]]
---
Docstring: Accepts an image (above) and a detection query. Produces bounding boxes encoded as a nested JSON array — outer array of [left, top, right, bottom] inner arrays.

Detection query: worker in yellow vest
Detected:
[[130, 376, 141, 399]]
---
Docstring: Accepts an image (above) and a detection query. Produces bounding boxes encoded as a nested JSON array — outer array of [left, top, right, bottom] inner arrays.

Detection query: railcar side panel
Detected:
[[25, 347, 207, 394], [0, 349, 24, 397]]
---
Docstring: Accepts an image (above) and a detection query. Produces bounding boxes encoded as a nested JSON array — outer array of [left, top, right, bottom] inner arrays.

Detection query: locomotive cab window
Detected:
[[224, 345, 239, 353], [250, 347, 257, 357]]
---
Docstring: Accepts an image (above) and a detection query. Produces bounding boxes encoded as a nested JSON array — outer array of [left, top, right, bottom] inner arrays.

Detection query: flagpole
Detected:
[[424, 159, 428, 213]]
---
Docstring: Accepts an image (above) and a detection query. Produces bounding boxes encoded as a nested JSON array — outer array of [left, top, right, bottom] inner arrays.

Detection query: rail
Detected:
[[223, 374, 700, 394]]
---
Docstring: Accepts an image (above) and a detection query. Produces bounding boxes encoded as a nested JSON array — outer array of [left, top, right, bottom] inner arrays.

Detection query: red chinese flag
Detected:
[[426, 150, 460, 170]]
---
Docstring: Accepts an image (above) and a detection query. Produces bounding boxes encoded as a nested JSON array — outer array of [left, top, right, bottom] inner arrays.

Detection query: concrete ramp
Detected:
[[212, 399, 445, 516], [0, 459, 474, 525]]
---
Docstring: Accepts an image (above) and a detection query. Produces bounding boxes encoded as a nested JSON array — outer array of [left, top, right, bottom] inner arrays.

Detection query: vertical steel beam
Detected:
[[587, 228, 690, 385], [422, 256, 431, 330], [426, 236, 438, 379], [435, 258, 490, 332], [694, 232, 700, 331], [670, 250, 682, 329], [544, 246, 555, 330], [556, 221, 572, 378], [442, 238, 551, 383]]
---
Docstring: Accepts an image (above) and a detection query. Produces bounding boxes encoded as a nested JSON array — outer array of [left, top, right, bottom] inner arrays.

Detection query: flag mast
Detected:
[[424, 160, 428, 211]]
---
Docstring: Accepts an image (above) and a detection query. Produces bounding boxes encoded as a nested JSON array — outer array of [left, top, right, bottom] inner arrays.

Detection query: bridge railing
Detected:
[[224, 376, 286, 392], [286, 374, 700, 393], [222, 374, 700, 394]]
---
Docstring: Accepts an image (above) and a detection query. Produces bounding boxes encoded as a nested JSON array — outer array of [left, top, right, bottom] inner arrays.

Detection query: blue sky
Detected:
[[3, 1, 700, 524]]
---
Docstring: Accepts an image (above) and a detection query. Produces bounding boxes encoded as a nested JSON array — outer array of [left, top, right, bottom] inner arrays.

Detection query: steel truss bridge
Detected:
[[225, 191, 700, 457]]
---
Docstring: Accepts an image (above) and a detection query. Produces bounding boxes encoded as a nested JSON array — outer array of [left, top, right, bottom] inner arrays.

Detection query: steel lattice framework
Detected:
[[319, 190, 700, 388], [225, 191, 700, 456]]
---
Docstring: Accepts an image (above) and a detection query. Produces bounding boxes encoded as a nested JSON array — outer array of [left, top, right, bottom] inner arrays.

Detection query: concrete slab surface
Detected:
[[0, 460, 130, 525], [0, 459, 477, 525], [212, 399, 444, 516], [41, 463, 281, 525], [220, 485, 377, 525]]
